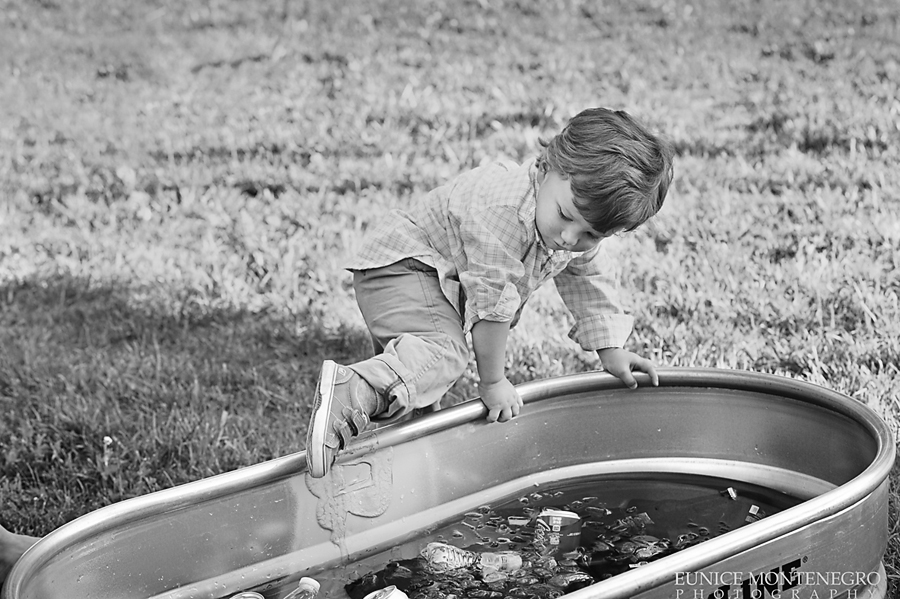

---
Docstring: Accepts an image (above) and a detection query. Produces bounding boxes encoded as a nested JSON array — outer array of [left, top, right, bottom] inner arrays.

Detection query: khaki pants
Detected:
[[349, 258, 469, 421]]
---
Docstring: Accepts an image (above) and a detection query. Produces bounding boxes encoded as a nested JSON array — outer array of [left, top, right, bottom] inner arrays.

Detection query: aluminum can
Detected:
[[533, 508, 582, 556]]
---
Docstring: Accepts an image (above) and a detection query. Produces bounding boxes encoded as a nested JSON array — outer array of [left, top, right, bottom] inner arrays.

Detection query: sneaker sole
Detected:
[[306, 359, 338, 478]]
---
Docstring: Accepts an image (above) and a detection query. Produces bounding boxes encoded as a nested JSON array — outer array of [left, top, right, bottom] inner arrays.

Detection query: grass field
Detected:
[[1, 0, 899, 594]]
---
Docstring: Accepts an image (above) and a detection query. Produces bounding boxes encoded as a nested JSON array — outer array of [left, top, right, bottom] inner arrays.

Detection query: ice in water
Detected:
[[310, 474, 799, 599]]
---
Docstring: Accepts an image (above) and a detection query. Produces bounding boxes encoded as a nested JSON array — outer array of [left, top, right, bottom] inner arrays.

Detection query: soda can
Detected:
[[363, 585, 409, 599], [745, 504, 767, 523], [532, 508, 582, 556]]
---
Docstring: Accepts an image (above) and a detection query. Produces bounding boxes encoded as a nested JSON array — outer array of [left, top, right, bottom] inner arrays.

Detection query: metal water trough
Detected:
[[4, 368, 894, 599]]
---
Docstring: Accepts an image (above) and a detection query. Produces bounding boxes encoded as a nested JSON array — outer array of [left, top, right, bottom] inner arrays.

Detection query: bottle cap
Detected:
[[298, 577, 321, 592]]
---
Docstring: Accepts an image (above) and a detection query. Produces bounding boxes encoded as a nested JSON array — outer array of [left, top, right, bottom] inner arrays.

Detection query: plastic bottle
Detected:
[[420, 542, 523, 572], [362, 585, 409, 599], [282, 577, 320, 599]]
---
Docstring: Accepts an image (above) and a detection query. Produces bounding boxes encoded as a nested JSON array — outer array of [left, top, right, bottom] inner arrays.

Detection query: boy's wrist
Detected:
[[478, 376, 506, 388]]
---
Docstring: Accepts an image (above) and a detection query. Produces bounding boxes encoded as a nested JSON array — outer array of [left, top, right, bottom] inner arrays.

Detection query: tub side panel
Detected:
[[7, 381, 885, 599]]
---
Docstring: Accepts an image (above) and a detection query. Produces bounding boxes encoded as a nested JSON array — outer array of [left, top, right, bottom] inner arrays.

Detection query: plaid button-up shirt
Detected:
[[348, 159, 634, 351]]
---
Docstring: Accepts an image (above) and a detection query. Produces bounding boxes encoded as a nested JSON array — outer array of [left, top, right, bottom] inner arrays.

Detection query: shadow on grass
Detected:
[[0, 272, 373, 535]]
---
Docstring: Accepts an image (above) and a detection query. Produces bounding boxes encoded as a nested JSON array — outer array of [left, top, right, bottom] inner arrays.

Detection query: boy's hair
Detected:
[[538, 107, 674, 233]]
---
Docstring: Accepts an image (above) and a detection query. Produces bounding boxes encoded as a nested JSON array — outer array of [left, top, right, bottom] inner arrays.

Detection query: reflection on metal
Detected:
[[4, 369, 895, 599]]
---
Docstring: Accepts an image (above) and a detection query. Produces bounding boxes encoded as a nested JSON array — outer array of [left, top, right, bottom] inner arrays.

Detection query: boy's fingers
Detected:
[[619, 369, 638, 389], [635, 358, 659, 387]]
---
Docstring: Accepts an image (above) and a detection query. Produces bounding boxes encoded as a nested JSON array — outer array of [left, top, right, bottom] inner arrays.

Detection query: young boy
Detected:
[[306, 107, 674, 478]]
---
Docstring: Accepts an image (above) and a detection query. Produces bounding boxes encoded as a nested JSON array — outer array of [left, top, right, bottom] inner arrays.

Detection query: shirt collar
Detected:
[[524, 158, 554, 254]]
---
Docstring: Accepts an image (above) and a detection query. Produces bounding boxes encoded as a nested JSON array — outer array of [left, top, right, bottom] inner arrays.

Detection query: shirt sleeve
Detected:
[[457, 205, 525, 334], [553, 244, 634, 351]]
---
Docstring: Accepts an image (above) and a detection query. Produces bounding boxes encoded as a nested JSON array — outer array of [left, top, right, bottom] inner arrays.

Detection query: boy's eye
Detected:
[[557, 206, 572, 221]]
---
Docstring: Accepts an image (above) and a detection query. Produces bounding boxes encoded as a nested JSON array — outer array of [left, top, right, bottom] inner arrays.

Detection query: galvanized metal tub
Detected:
[[3, 368, 895, 599]]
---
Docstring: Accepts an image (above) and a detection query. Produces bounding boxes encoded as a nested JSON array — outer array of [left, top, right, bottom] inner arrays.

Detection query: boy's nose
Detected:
[[561, 227, 579, 247]]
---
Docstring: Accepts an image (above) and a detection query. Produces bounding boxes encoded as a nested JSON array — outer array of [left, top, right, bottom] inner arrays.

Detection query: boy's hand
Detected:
[[478, 377, 523, 423], [597, 348, 659, 389]]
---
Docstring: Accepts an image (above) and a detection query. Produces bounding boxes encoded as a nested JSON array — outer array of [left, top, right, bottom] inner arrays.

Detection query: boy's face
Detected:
[[535, 170, 616, 253]]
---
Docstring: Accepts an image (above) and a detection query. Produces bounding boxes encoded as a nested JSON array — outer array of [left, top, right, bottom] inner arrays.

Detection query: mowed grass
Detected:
[[1, 0, 899, 592]]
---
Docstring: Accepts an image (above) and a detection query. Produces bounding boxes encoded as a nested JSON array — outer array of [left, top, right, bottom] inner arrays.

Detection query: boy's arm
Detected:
[[553, 245, 634, 350], [471, 318, 522, 423], [556, 246, 658, 388]]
